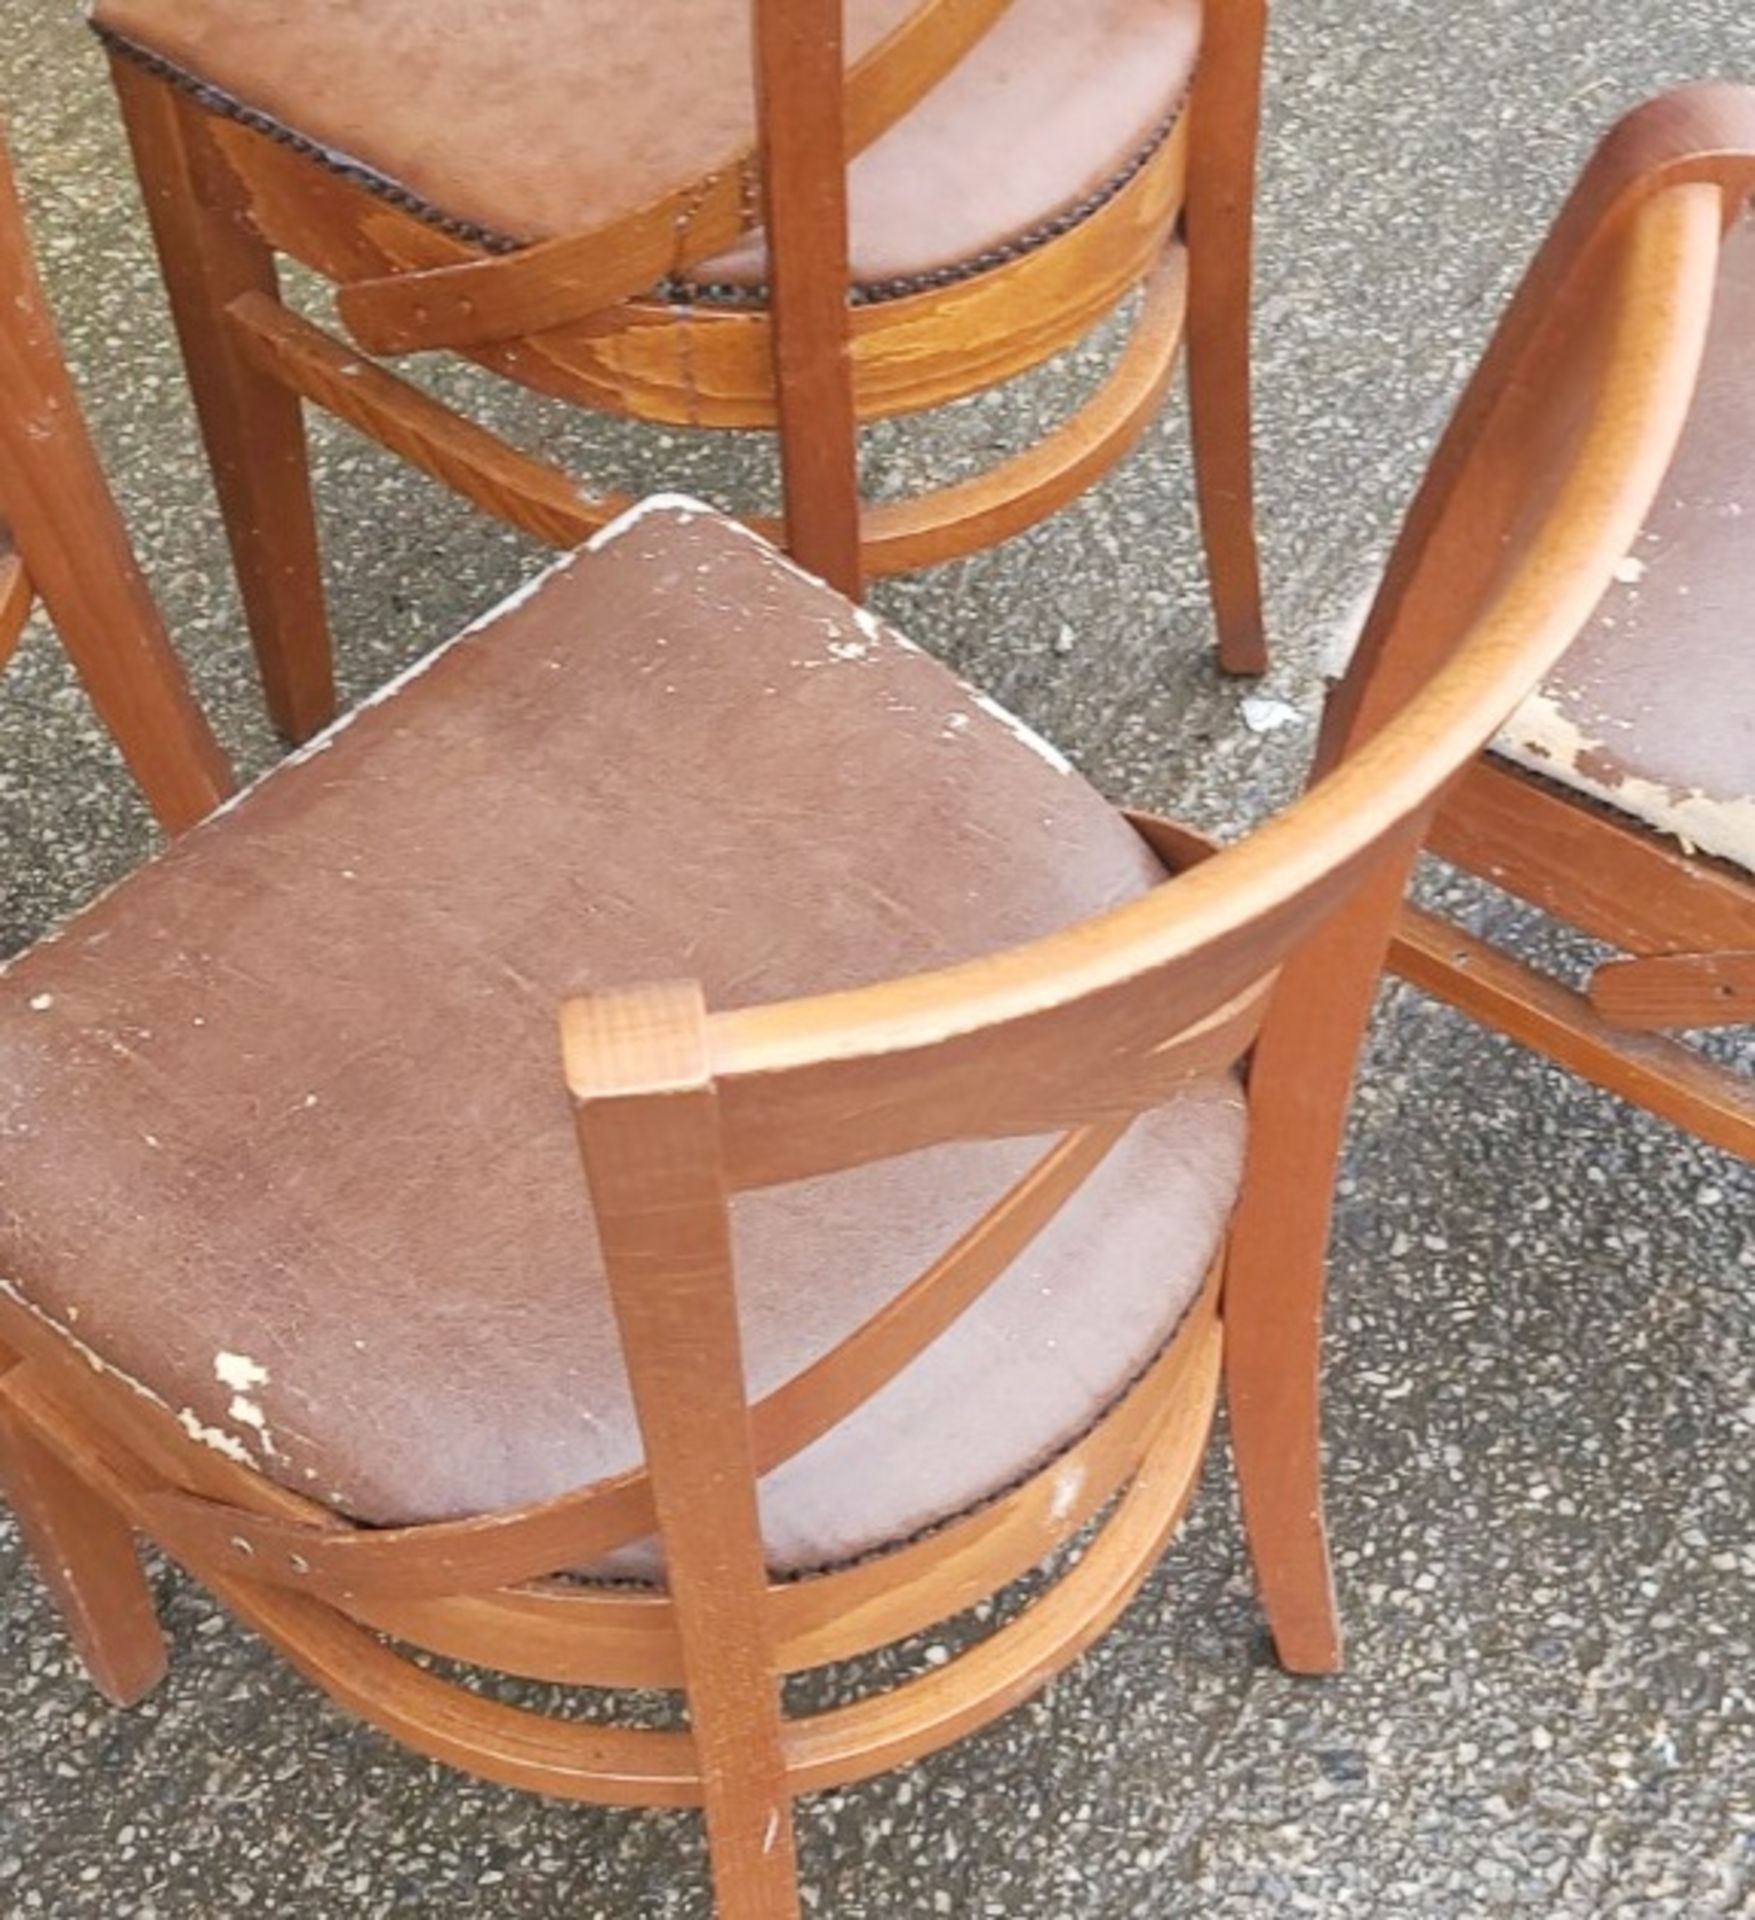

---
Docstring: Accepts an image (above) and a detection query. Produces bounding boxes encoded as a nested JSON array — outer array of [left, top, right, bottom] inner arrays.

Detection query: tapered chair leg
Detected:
[[1220, 852, 1425, 1674], [1184, 0, 1268, 677], [756, 0, 865, 604], [1224, 1257, 1341, 1676], [109, 58, 337, 744], [1225, 1097, 1342, 1675], [1225, 1013, 1346, 1674], [0, 1399, 168, 1707]]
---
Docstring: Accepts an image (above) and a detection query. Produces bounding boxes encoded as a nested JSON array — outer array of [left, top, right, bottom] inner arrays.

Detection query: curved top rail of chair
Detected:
[[334, 0, 1019, 354]]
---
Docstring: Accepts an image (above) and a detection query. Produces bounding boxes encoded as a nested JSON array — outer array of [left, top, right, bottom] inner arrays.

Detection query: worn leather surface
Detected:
[[1498, 208, 1755, 874], [94, 0, 1200, 282], [0, 499, 1245, 1573], [702, 0, 1200, 285]]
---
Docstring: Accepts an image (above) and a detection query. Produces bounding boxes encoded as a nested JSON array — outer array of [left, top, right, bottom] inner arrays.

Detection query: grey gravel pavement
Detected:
[[2, 2, 1753, 1915]]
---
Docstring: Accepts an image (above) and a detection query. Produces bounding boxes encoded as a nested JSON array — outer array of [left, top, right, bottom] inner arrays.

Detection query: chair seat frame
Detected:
[[1393, 755, 1755, 1159]]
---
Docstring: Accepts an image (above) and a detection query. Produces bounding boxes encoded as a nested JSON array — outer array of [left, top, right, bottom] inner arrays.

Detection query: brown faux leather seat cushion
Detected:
[[1496, 209, 1755, 875], [0, 499, 1245, 1575], [93, 0, 1200, 288]]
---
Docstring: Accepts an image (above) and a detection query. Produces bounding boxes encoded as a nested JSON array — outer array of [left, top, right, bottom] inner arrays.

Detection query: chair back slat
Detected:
[[122, 1121, 1125, 1601], [713, 962, 1277, 1190], [737, 1119, 1130, 1467]]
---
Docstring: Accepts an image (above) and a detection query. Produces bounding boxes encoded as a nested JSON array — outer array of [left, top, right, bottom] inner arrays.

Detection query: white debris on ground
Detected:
[[1240, 695, 1302, 735]]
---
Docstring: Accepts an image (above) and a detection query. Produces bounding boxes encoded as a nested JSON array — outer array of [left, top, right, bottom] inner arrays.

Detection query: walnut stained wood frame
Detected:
[[92, 0, 1272, 749], [1377, 98, 1755, 1162], [0, 88, 1744, 1920], [0, 125, 230, 835]]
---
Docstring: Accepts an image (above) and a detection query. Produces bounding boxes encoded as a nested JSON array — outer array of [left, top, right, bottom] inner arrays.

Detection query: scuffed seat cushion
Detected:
[[1496, 209, 1755, 875], [0, 499, 1245, 1575], [92, 0, 1200, 290]]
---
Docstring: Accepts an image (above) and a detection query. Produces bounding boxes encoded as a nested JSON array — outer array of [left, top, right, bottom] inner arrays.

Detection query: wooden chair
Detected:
[[0, 124, 230, 837], [89, 0, 1271, 747], [0, 89, 1736, 1919], [1383, 93, 1755, 1165]]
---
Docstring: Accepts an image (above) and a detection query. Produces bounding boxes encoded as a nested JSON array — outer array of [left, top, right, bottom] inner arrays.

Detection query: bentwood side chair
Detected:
[[0, 90, 1738, 1920], [0, 124, 230, 836], [88, 0, 1271, 747], [1382, 95, 1755, 1163]]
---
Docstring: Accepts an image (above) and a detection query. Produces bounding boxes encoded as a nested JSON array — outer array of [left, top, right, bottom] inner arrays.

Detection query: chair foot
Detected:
[[1225, 1354, 1344, 1675], [704, 1794, 802, 1920], [1212, 596, 1270, 681], [1186, 320, 1269, 678], [1222, 1140, 1346, 1675], [0, 1401, 168, 1707]]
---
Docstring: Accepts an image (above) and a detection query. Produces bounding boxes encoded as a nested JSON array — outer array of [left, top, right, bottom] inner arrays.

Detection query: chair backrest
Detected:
[[562, 86, 1752, 1613], [0, 122, 231, 836]]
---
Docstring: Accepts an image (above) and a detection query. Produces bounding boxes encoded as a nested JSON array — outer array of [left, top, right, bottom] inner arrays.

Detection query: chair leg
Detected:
[[1219, 849, 1420, 1676], [109, 57, 336, 744], [756, 0, 864, 603], [19, 527, 234, 837], [700, 1764, 801, 1920], [0, 129, 233, 835], [0, 1399, 167, 1707], [1224, 1252, 1342, 1676], [1184, 0, 1268, 676]]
